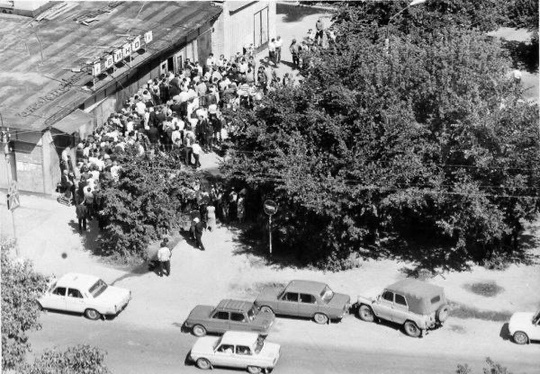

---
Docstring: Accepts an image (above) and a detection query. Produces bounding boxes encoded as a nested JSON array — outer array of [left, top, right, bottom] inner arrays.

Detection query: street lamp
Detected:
[[384, 0, 427, 52]]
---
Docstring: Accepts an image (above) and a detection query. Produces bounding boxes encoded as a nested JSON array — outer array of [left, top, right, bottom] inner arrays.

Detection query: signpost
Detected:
[[263, 200, 278, 255]]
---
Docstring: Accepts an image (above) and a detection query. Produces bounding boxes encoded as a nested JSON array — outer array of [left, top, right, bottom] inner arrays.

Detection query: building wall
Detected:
[[212, 1, 276, 59], [13, 141, 44, 193]]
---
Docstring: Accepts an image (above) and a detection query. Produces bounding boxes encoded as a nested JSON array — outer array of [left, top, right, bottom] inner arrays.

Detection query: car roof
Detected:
[[385, 279, 443, 298], [217, 299, 253, 312], [55, 273, 100, 289], [220, 331, 259, 346], [286, 280, 327, 294]]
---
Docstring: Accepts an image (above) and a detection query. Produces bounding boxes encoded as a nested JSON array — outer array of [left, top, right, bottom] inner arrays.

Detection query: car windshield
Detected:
[[533, 310, 540, 324], [247, 306, 257, 321], [213, 336, 223, 350], [320, 285, 334, 303], [253, 335, 265, 354], [88, 279, 108, 298]]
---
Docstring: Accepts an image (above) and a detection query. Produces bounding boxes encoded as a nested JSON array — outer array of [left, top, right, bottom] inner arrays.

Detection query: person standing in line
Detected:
[[275, 36, 283, 65], [76, 202, 88, 233], [289, 39, 300, 69], [268, 38, 277, 66], [194, 219, 207, 251], [191, 140, 202, 168], [157, 239, 172, 277]]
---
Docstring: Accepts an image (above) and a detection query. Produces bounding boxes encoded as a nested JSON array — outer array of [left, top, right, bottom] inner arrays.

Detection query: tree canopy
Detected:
[[21, 345, 110, 374], [222, 14, 540, 269], [1, 240, 48, 370]]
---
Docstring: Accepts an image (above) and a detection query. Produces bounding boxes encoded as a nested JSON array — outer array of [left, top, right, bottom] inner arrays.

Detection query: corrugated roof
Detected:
[[0, 1, 222, 131]]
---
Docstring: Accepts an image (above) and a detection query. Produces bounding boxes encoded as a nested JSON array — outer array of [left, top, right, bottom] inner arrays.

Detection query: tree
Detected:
[[222, 22, 540, 269], [97, 146, 203, 261], [21, 345, 110, 374], [1, 240, 48, 370], [457, 357, 513, 374]]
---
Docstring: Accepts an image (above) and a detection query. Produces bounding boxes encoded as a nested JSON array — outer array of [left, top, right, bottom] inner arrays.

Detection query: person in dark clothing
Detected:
[[76, 203, 88, 233], [194, 219, 207, 251], [147, 126, 160, 147]]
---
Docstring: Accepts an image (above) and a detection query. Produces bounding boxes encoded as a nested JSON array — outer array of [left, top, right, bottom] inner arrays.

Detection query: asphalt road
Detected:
[[29, 312, 540, 374]]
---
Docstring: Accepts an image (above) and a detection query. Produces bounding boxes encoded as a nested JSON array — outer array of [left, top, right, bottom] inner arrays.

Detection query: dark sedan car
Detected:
[[184, 299, 275, 337], [254, 280, 351, 324]]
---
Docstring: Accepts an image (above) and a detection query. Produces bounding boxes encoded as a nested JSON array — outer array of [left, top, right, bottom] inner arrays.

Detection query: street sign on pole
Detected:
[[263, 200, 278, 255]]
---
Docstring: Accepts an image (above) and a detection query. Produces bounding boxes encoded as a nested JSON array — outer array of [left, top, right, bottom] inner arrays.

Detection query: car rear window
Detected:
[[88, 279, 108, 298], [431, 296, 441, 304], [395, 294, 407, 306]]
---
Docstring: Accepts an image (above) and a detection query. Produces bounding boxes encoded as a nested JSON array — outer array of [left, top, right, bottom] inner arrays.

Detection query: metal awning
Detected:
[[52, 109, 93, 135]]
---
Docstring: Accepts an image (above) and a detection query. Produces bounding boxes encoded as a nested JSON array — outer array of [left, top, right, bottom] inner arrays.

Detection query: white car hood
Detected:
[[509, 312, 535, 331], [97, 286, 130, 303], [191, 337, 220, 355], [259, 342, 280, 359]]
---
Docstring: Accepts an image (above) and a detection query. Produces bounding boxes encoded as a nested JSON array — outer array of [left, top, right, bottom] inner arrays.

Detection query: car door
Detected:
[[298, 293, 317, 317], [213, 344, 236, 367], [531, 318, 540, 340], [65, 288, 86, 313], [235, 345, 254, 368], [44, 286, 67, 310], [375, 291, 395, 320], [209, 311, 230, 333], [229, 312, 249, 332], [391, 293, 409, 324], [277, 292, 299, 316]]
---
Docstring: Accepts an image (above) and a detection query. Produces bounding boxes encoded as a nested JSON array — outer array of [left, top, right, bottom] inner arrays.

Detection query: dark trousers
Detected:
[[292, 53, 299, 68], [276, 47, 281, 63], [193, 153, 201, 168], [184, 147, 192, 165], [78, 217, 87, 233], [159, 260, 170, 276], [196, 234, 205, 251]]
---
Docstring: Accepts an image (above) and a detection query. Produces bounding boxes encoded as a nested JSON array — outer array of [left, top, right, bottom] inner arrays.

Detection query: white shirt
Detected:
[[191, 143, 202, 155], [206, 57, 216, 67], [275, 38, 283, 48], [157, 246, 171, 261], [268, 41, 276, 52]]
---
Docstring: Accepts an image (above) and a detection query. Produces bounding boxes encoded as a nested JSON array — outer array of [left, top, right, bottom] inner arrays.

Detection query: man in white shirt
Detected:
[[206, 53, 216, 69], [275, 36, 283, 64], [268, 38, 277, 66], [191, 140, 202, 168], [156, 240, 172, 277]]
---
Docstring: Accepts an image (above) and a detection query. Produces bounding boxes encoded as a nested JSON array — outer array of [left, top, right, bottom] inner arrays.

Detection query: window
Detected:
[[395, 294, 407, 306], [382, 291, 394, 302], [247, 306, 257, 321], [320, 286, 334, 303], [217, 344, 234, 354], [213, 311, 229, 320], [253, 7, 269, 48], [88, 279, 108, 298], [300, 293, 316, 304], [236, 345, 252, 355], [231, 312, 245, 322], [282, 292, 298, 302], [53, 287, 66, 296], [67, 288, 83, 298], [431, 296, 441, 304]]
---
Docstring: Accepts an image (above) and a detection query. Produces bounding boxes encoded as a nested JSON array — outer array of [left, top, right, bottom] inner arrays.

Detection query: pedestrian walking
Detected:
[[315, 18, 325, 45], [157, 240, 172, 277], [192, 140, 202, 168], [76, 202, 88, 233], [268, 38, 277, 65], [275, 36, 283, 64], [289, 39, 300, 69]]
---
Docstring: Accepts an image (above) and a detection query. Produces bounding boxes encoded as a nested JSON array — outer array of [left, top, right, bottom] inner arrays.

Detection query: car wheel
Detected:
[[84, 309, 102, 320], [196, 358, 212, 370], [513, 331, 529, 345], [247, 366, 262, 374], [404, 321, 421, 338], [314, 313, 329, 324], [436, 304, 450, 323], [260, 306, 274, 314], [192, 324, 207, 337], [358, 305, 375, 322]]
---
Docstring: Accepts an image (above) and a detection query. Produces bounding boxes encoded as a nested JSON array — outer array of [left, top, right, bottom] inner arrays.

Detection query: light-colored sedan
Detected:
[[38, 273, 131, 320], [508, 310, 540, 344], [189, 331, 281, 373]]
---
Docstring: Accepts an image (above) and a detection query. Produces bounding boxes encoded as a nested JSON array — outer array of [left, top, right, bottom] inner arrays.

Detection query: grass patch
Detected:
[[463, 282, 504, 297], [230, 281, 286, 298], [449, 302, 512, 322]]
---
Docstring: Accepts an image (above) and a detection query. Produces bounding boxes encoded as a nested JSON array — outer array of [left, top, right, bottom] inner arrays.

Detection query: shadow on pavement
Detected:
[[277, 2, 332, 23], [501, 39, 539, 73]]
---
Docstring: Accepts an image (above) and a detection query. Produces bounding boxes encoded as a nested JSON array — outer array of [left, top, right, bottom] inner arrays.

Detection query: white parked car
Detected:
[[189, 331, 281, 373], [38, 273, 131, 320], [508, 310, 540, 344]]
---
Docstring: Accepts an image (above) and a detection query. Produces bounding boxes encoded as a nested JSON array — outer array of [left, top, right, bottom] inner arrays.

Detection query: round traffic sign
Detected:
[[263, 199, 278, 216]]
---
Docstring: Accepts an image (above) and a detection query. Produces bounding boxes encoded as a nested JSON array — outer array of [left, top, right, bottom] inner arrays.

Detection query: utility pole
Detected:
[[1, 122, 19, 253]]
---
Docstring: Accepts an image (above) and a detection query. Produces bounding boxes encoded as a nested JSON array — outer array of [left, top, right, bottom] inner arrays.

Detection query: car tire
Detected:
[[314, 313, 329, 324], [247, 366, 262, 374], [513, 331, 529, 345], [404, 321, 421, 338], [84, 309, 102, 321], [358, 305, 375, 322], [192, 324, 207, 337], [196, 358, 212, 370], [260, 306, 274, 314], [436, 304, 450, 323]]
